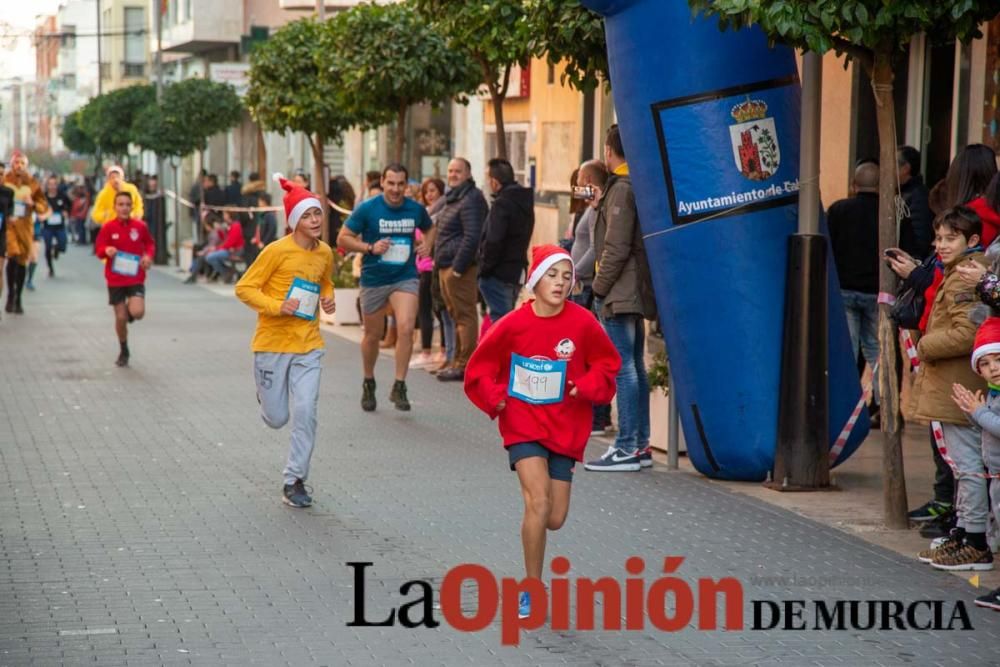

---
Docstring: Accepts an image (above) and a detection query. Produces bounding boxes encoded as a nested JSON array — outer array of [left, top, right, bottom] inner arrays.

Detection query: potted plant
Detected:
[[327, 251, 361, 325]]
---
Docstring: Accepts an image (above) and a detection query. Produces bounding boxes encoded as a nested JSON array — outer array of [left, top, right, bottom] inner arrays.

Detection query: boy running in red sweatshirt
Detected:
[[464, 245, 620, 619], [95, 191, 155, 367]]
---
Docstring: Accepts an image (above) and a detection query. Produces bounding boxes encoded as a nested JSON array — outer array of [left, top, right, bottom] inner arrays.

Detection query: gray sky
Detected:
[[1, 0, 65, 80]]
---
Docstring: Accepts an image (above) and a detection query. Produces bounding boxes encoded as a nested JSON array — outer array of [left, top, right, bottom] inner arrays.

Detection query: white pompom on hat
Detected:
[[525, 244, 575, 292], [272, 172, 322, 231], [106, 165, 124, 178]]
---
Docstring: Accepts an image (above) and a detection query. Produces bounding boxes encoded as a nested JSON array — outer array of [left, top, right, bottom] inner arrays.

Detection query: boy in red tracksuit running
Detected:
[[95, 191, 155, 367], [464, 245, 620, 620]]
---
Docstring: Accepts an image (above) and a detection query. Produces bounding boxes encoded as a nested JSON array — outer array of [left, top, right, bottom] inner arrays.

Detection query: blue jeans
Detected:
[[841, 289, 879, 403], [205, 249, 233, 276], [441, 308, 456, 362], [598, 302, 650, 454], [478, 275, 517, 322]]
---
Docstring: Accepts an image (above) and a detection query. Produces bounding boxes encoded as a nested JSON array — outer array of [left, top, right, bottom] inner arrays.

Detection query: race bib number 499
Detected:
[[508, 354, 566, 405]]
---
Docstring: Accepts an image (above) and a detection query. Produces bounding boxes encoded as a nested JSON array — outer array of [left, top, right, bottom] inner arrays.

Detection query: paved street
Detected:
[[2, 246, 1000, 666]]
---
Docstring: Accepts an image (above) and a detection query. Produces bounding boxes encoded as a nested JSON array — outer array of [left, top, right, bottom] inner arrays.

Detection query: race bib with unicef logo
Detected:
[[508, 354, 567, 405], [285, 277, 320, 321], [380, 236, 412, 265], [111, 251, 141, 277], [13, 201, 27, 218], [46, 211, 63, 226]]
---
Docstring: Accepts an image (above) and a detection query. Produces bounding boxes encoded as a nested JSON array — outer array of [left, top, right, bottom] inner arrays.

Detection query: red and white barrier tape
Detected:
[[164, 190, 354, 216], [829, 362, 877, 463], [900, 329, 920, 370], [877, 291, 896, 306], [930, 420, 1000, 479]]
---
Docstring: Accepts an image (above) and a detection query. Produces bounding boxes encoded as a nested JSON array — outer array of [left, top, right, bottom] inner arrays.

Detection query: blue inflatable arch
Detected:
[[582, 0, 868, 480]]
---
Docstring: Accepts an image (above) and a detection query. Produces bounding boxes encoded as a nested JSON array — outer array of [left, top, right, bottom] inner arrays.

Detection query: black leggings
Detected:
[[5, 261, 26, 303], [418, 271, 442, 351]]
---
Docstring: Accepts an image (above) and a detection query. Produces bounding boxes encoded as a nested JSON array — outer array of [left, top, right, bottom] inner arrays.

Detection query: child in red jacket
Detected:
[[464, 245, 620, 620], [95, 191, 155, 367]]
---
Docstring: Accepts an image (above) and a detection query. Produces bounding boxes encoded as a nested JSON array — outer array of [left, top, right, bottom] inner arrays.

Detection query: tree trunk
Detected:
[[256, 124, 267, 178], [311, 133, 329, 244], [872, 52, 908, 529], [394, 104, 407, 164], [490, 86, 507, 160]]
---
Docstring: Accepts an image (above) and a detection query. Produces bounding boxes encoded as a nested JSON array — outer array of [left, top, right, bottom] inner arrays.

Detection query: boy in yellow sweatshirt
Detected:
[[235, 175, 335, 508]]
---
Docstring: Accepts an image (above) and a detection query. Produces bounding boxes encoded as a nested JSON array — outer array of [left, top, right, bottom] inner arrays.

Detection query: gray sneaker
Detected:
[[361, 378, 376, 412], [282, 479, 312, 508], [389, 380, 410, 411]]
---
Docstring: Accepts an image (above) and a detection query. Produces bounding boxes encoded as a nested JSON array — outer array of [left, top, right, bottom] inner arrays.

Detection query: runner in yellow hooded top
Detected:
[[91, 165, 143, 228]]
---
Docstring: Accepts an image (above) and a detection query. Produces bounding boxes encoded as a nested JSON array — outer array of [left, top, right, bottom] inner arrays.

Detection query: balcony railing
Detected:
[[122, 61, 145, 78]]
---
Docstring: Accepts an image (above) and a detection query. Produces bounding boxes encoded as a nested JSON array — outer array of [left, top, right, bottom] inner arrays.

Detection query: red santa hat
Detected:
[[525, 244, 575, 292], [9, 149, 26, 164], [273, 173, 322, 230], [972, 317, 1000, 370]]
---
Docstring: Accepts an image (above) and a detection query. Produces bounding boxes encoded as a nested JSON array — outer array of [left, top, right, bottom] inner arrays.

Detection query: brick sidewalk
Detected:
[[1, 247, 999, 666]]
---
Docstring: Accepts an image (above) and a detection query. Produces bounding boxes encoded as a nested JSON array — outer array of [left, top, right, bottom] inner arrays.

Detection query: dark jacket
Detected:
[[592, 172, 657, 319], [827, 191, 879, 294], [899, 175, 933, 261], [0, 182, 13, 239], [478, 182, 534, 283], [225, 180, 243, 206], [202, 185, 226, 209], [434, 179, 488, 274]]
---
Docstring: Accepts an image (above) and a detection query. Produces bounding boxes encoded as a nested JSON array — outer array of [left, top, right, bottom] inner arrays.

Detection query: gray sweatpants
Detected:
[[254, 349, 324, 486], [940, 422, 989, 533]]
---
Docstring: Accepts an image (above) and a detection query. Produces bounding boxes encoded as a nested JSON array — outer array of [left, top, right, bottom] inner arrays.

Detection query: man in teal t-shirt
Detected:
[[338, 163, 434, 413]]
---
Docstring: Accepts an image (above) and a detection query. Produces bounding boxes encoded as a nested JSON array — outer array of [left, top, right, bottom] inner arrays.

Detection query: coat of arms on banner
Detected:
[[729, 98, 780, 181]]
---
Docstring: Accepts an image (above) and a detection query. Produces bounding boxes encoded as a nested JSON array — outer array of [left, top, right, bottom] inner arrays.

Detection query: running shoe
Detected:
[[584, 446, 641, 472], [917, 528, 965, 563], [908, 499, 953, 523], [282, 479, 312, 508], [361, 378, 377, 412], [518, 592, 531, 619], [389, 380, 410, 411], [974, 587, 1000, 611], [638, 446, 653, 468], [115, 352, 129, 368], [930, 544, 994, 571]]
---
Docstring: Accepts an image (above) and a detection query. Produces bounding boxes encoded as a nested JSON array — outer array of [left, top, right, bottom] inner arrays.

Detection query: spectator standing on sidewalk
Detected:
[[909, 207, 992, 571], [897, 146, 934, 261], [828, 162, 880, 420], [478, 158, 534, 323], [434, 158, 488, 382], [585, 125, 659, 472], [572, 159, 613, 435], [225, 170, 243, 206], [234, 175, 335, 509]]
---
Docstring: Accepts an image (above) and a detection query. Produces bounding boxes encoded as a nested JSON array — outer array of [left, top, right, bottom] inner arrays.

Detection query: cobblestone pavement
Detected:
[[1, 248, 999, 666]]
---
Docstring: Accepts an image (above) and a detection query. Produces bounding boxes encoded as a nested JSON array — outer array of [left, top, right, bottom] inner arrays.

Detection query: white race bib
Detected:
[[111, 251, 140, 277], [380, 237, 412, 265], [508, 354, 567, 405], [46, 212, 63, 226], [286, 277, 320, 321], [13, 201, 27, 218]]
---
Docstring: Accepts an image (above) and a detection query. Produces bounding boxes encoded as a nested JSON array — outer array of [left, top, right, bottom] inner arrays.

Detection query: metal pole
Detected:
[[798, 52, 822, 235], [316, 0, 325, 20], [96, 0, 102, 96], [173, 160, 180, 268], [154, 0, 166, 264], [667, 369, 679, 470]]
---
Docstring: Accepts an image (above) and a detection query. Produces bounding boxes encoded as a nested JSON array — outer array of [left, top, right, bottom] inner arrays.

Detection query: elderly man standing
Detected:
[[434, 157, 488, 382]]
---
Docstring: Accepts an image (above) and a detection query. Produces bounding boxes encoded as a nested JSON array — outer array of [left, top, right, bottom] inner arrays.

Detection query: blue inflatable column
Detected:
[[582, 0, 867, 480]]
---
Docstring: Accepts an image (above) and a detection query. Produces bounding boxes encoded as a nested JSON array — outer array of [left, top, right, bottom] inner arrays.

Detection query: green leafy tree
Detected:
[[688, 0, 998, 527], [527, 0, 608, 92], [411, 0, 532, 159], [132, 78, 244, 158], [332, 2, 480, 163], [246, 17, 359, 241], [61, 110, 97, 156], [78, 84, 155, 158]]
